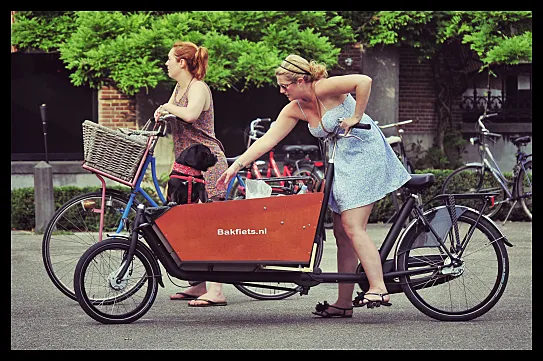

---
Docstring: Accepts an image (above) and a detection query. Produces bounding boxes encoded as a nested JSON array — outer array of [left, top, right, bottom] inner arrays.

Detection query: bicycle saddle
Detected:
[[404, 174, 435, 191], [511, 136, 530, 147]]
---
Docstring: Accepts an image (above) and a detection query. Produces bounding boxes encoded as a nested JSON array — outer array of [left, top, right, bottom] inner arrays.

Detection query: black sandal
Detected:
[[312, 301, 353, 318], [352, 292, 392, 309]]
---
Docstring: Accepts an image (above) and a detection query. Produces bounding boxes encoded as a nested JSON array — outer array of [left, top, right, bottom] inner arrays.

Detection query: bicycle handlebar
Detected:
[[378, 119, 413, 129], [477, 113, 501, 139]]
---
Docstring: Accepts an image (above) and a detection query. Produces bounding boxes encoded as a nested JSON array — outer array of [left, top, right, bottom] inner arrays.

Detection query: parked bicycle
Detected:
[[73, 119, 511, 324], [41, 114, 301, 302], [377, 119, 418, 224], [441, 112, 532, 223], [225, 117, 332, 227]]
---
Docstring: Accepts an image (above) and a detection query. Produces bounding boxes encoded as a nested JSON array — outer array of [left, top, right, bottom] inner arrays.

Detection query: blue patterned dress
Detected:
[[306, 93, 411, 213]]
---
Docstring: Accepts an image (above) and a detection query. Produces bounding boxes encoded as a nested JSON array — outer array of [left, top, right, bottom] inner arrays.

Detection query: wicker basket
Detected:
[[82, 120, 150, 183]]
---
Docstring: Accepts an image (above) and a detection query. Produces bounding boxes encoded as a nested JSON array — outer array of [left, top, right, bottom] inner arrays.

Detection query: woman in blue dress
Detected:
[[217, 54, 411, 318]]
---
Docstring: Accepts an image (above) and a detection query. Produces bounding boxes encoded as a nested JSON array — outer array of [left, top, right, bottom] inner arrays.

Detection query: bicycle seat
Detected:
[[511, 136, 531, 147], [300, 145, 319, 153], [283, 145, 303, 154], [404, 174, 435, 191], [386, 136, 402, 145]]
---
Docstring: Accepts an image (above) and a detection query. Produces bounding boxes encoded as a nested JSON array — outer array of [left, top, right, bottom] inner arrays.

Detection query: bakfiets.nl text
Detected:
[[217, 228, 267, 236]]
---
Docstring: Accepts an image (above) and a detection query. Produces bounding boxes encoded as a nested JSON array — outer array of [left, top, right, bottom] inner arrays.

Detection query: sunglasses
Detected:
[[278, 81, 295, 90]]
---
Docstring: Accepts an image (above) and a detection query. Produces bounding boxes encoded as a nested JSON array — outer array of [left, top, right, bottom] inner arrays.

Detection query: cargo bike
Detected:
[[73, 120, 512, 324]]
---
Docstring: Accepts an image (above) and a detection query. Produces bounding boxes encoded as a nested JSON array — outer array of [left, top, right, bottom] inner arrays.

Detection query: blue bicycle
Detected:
[[42, 114, 302, 301]]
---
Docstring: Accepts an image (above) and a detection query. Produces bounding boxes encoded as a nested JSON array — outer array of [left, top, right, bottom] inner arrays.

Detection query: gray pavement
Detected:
[[11, 221, 532, 350]]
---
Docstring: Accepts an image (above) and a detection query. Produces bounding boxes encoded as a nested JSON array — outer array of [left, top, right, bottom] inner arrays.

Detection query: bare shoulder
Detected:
[[280, 100, 305, 121], [315, 74, 371, 97]]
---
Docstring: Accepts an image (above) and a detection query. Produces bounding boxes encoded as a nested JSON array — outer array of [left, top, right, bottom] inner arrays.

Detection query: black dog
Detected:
[[167, 144, 218, 205]]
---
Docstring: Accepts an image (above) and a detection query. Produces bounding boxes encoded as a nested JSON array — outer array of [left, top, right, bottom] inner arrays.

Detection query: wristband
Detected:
[[236, 160, 245, 169]]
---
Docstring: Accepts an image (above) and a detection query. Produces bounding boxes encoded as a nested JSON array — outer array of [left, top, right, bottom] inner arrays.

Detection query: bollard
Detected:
[[34, 161, 55, 233]]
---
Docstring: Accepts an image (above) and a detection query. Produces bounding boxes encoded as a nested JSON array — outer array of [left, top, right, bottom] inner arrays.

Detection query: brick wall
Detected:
[[398, 47, 437, 134], [98, 86, 137, 129]]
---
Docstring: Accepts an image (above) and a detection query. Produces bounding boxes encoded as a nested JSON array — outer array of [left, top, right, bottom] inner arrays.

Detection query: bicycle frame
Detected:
[[75, 119, 514, 324], [82, 117, 245, 242], [127, 123, 508, 289]]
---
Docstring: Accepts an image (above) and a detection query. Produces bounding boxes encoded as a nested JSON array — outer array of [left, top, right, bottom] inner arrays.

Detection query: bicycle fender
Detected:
[[464, 162, 484, 167], [103, 235, 165, 288], [394, 205, 512, 266]]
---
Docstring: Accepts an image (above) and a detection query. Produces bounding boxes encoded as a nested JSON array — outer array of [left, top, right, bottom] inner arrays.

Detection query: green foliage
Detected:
[[12, 11, 355, 95], [11, 185, 160, 231]]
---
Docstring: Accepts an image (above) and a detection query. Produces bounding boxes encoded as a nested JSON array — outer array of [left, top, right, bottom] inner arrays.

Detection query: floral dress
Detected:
[[305, 93, 411, 213], [170, 80, 228, 199]]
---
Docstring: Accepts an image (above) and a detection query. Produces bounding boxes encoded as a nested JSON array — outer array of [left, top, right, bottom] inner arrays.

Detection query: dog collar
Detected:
[[172, 163, 202, 176]]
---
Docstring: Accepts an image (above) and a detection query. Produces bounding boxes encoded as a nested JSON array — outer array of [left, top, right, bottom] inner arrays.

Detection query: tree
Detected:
[[11, 11, 355, 95], [340, 11, 532, 168]]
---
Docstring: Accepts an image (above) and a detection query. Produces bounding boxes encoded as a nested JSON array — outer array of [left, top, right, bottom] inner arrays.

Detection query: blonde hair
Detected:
[[274, 54, 328, 82], [172, 40, 209, 80]]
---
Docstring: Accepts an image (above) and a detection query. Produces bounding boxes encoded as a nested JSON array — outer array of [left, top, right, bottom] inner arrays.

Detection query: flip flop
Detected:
[[188, 298, 228, 307], [170, 292, 199, 301]]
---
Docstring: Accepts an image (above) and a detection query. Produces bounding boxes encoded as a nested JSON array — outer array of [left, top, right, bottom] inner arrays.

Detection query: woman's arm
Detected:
[[317, 74, 372, 128], [161, 81, 208, 123], [216, 103, 299, 186]]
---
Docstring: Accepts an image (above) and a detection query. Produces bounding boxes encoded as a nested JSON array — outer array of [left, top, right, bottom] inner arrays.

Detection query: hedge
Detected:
[[11, 169, 530, 231]]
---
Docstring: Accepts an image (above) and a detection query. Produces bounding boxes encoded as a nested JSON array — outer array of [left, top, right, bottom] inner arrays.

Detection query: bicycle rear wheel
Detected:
[[396, 207, 509, 321], [74, 238, 159, 324], [516, 160, 532, 220], [441, 165, 506, 219], [233, 228, 326, 300], [42, 190, 139, 301]]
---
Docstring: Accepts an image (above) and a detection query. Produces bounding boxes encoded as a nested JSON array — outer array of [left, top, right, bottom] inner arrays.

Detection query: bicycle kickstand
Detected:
[[502, 200, 518, 225]]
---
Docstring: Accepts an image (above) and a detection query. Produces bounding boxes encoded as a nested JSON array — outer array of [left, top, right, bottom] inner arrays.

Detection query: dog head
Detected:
[[166, 144, 217, 205], [176, 144, 217, 172]]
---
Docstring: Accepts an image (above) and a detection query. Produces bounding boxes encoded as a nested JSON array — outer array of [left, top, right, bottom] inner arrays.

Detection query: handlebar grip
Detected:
[[486, 132, 502, 138], [353, 123, 371, 130], [257, 118, 272, 122]]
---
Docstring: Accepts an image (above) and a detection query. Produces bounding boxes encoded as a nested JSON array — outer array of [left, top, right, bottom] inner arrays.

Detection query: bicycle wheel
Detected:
[[291, 164, 324, 192], [226, 175, 247, 200], [234, 228, 326, 300], [441, 165, 506, 219], [42, 190, 139, 301], [74, 238, 159, 324], [396, 207, 509, 321], [516, 160, 532, 220]]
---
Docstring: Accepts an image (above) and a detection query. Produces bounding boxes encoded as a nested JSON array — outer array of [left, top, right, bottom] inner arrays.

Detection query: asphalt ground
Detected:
[[11, 221, 532, 350]]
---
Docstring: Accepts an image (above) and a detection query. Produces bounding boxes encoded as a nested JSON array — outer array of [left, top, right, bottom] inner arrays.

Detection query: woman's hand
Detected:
[[153, 104, 169, 122], [339, 115, 361, 131], [216, 164, 241, 189]]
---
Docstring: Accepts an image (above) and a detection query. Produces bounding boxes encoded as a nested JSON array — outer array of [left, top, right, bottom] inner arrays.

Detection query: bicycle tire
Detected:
[[233, 228, 326, 300], [226, 175, 246, 200], [396, 207, 509, 321], [74, 238, 159, 324], [42, 190, 139, 301], [516, 160, 532, 220], [441, 165, 506, 219]]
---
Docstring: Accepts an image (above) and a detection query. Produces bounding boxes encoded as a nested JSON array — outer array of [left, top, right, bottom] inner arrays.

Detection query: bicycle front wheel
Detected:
[[396, 208, 509, 321], [74, 238, 159, 324], [42, 190, 139, 301], [441, 165, 506, 218], [516, 160, 532, 220]]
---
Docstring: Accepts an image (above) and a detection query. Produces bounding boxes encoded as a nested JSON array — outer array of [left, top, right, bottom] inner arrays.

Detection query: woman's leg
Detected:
[[326, 211, 358, 313], [340, 204, 389, 303]]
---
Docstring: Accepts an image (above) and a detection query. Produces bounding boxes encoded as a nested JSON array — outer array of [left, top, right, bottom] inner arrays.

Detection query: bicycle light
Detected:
[[470, 137, 480, 145]]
